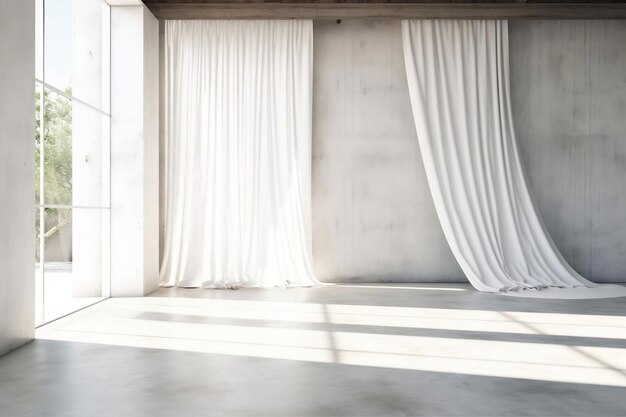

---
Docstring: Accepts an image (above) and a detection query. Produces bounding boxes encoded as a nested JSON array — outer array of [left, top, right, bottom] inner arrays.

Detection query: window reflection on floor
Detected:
[[37, 286, 626, 388]]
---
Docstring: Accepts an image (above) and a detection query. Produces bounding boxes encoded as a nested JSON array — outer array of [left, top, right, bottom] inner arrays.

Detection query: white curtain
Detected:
[[402, 20, 595, 292], [160, 20, 318, 288]]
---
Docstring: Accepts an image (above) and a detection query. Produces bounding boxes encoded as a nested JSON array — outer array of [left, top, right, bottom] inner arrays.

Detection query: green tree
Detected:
[[35, 87, 73, 260]]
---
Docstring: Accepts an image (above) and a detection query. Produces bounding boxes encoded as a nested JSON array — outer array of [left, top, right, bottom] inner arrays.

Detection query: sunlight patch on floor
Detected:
[[80, 296, 626, 340], [36, 297, 626, 388]]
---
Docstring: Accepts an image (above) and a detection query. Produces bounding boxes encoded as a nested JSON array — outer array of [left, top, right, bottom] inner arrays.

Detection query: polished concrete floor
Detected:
[[1, 283, 626, 416]]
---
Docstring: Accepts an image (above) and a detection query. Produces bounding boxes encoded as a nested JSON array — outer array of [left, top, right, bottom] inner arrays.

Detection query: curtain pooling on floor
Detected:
[[402, 20, 595, 292]]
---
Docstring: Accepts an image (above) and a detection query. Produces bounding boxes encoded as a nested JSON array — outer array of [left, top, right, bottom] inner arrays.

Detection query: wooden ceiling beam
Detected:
[[146, 3, 626, 20]]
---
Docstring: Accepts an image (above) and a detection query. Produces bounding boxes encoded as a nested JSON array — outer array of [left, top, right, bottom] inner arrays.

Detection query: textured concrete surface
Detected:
[[0, 0, 35, 355], [2, 285, 626, 416], [510, 20, 626, 283], [312, 20, 462, 283], [312, 19, 626, 283]]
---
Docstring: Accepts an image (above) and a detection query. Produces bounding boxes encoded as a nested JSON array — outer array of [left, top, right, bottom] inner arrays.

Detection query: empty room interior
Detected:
[[2, 0, 626, 416]]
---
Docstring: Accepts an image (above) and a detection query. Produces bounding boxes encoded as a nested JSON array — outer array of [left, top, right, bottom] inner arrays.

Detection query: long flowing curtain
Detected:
[[160, 20, 318, 288], [402, 20, 594, 292]]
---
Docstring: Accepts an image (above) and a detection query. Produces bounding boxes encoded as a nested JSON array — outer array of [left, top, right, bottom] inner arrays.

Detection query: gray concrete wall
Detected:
[[313, 19, 626, 283], [510, 20, 626, 283], [312, 20, 462, 282], [0, 0, 35, 355]]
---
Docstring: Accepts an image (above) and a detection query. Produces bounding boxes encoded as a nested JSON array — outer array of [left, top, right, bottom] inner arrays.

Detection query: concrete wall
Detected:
[[312, 20, 462, 282], [510, 21, 626, 283], [111, 5, 160, 296], [312, 19, 626, 283], [0, 0, 35, 355]]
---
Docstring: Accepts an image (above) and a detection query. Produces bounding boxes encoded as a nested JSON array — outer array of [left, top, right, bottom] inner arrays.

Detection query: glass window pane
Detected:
[[43, 207, 109, 323], [45, 0, 109, 110], [35, 82, 43, 204], [43, 207, 72, 322], [35, 0, 43, 80], [72, 104, 109, 207], [43, 88, 72, 205], [37, 0, 111, 326], [44, 0, 72, 94], [43, 90, 109, 207], [35, 207, 40, 274], [101, 0, 110, 113], [101, 115, 111, 208], [35, 207, 44, 327]]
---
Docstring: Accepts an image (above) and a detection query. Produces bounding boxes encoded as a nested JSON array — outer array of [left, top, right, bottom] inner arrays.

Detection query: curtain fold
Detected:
[[160, 20, 318, 288], [402, 20, 595, 292]]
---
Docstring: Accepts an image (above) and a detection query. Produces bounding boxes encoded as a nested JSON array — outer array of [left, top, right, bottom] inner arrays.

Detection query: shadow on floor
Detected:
[[0, 338, 625, 417]]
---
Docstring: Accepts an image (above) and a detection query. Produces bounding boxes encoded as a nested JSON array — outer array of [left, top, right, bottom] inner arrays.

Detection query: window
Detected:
[[35, 0, 111, 326]]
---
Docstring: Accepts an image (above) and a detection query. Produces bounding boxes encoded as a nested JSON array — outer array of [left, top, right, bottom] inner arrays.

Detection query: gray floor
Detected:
[[1, 284, 626, 417]]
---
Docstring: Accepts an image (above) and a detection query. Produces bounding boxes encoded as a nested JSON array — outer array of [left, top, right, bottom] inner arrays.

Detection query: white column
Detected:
[[0, 0, 36, 355], [110, 4, 159, 296], [71, 0, 105, 297]]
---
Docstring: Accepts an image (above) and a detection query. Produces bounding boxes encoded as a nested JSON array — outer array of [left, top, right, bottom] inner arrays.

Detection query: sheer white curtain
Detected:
[[402, 20, 595, 292], [160, 20, 318, 288]]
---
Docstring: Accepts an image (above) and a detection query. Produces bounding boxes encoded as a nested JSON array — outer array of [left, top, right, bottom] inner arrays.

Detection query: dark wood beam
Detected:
[[146, 3, 626, 20]]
